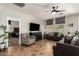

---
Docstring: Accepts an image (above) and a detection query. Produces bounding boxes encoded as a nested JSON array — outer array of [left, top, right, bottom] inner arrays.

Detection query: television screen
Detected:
[[29, 23, 40, 31]]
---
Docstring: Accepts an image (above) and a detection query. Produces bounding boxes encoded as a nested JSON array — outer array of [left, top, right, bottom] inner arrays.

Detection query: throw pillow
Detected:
[[71, 35, 78, 45], [64, 36, 72, 44]]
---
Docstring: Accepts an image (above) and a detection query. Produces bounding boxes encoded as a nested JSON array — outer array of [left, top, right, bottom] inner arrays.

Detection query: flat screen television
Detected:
[[29, 23, 40, 31]]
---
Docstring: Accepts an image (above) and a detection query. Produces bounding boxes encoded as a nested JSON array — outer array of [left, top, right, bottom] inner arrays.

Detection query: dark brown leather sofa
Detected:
[[53, 43, 79, 56], [45, 32, 64, 41]]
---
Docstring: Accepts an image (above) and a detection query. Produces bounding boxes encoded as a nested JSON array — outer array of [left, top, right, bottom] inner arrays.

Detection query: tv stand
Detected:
[[29, 32, 42, 41]]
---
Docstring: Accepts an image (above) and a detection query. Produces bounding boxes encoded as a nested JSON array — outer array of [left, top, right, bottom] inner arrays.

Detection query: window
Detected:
[[56, 17, 65, 24], [46, 19, 53, 25]]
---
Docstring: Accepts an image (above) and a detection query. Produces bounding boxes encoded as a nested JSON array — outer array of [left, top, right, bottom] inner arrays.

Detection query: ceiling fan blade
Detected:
[[44, 10, 50, 12], [52, 10, 56, 12], [56, 10, 65, 12]]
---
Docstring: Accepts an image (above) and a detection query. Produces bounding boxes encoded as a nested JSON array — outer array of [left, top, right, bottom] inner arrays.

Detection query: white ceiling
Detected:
[[0, 3, 79, 20]]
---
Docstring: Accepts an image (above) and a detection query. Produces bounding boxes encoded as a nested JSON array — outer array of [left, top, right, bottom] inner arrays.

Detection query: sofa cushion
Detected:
[[21, 33, 29, 39], [71, 36, 79, 45], [54, 32, 58, 36], [49, 32, 54, 36]]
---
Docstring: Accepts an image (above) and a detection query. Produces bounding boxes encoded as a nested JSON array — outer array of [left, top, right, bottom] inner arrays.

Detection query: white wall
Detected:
[[0, 5, 45, 45], [0, 5, 45, 34], [45, 14, 79, 35], [64, 14, 78, 35]]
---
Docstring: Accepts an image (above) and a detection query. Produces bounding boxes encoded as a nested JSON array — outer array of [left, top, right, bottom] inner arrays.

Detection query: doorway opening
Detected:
[[8, 20, 19, 46]]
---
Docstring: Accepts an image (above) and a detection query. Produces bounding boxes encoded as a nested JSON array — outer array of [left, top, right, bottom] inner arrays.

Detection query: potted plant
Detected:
[[0, 25, 9, 48]]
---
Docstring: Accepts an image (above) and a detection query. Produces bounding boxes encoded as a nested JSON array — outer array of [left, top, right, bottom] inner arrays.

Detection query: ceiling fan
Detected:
[[45, 6, 65, 15]]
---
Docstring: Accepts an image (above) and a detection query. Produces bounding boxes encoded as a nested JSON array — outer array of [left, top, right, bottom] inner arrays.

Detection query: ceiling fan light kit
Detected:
[[52, 12, 56, 15]]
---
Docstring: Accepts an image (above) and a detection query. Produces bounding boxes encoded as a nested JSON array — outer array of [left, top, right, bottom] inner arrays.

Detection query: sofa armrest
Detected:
[[53, 45, 59, 56], [29, 36, 36, 39]]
